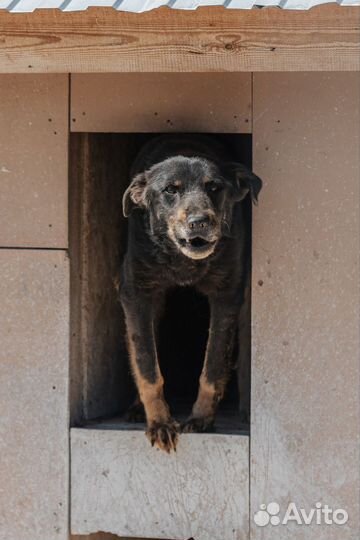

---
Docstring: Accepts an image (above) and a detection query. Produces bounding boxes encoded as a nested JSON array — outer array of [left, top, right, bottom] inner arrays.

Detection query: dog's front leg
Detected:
[[121, 292, 179, 452], [183, 296, 239, 433]]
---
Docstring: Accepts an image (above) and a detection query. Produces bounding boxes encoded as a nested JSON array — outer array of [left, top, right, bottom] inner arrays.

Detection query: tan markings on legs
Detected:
[[126, 330, 179, 451], [182, 323, 229, 433], [126, 332, 170, 424], [191, 373, 224, 419], [136, 375, 170, 425], [181, 372, 226, 433], [191, 324, 227, 420]]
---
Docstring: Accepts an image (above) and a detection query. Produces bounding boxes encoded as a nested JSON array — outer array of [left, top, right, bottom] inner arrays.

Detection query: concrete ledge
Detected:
[[71, 420, 249, 540]]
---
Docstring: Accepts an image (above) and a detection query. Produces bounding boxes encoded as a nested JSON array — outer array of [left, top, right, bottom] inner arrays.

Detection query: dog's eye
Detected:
[[164, 185, 179, 194], [206, 182, 223, 193]]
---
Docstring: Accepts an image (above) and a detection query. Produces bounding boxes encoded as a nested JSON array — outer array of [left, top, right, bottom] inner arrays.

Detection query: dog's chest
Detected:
[[161, 256, 230, 291], [163, 258, 209, 287]]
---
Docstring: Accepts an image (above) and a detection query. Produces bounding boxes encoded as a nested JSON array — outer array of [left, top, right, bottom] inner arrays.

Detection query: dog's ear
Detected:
[[226, 162, 262, 205], [122, 172, 148, 217]]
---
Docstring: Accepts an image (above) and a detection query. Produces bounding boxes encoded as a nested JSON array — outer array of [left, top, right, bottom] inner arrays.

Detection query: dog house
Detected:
[[1, 3, 359, 540]]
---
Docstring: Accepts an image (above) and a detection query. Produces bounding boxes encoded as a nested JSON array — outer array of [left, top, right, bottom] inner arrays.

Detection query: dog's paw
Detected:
[[181, 416, 215, 433], [146, 420, 180, 453], [125, 401, 146, 423]]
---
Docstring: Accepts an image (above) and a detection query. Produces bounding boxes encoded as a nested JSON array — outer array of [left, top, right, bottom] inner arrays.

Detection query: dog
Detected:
[[119, 135, 262, 452]]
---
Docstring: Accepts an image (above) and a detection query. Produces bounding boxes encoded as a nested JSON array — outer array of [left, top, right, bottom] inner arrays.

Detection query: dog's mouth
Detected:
[[176, 236, 217, 259], [179, 237, 213, 249]]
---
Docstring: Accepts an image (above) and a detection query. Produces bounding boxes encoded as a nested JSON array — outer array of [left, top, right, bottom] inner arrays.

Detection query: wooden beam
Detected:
[[0, 5, 359, 73]]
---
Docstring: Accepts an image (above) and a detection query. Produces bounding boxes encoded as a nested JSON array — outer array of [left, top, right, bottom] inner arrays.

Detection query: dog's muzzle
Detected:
[[170, 213, 219, 260]]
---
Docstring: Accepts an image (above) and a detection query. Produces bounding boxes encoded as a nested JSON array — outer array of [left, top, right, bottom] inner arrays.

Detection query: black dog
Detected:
[[120, 135, 262, 452]]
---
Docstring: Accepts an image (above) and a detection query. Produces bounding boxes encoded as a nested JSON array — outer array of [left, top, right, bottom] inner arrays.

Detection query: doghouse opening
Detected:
[[70, 133, 251, 431], [159, 286, 240, 416]]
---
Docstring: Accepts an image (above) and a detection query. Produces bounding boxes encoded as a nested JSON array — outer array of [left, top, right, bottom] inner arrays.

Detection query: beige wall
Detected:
[[0, 250, 70, 540], [0, 75, 70, 540], [70, 73, 252, 133], [251, 72, 360, 539], [0, 75, 68, 248], [0, 71, 359, 540]]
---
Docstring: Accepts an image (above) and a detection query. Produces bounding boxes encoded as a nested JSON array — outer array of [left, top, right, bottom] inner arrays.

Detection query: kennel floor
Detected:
[[71, 413, 250, 540]]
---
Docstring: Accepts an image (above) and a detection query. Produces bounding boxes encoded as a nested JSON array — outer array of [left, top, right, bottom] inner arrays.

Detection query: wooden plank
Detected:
[[71, 424, 249, 540], [0, 250, 69, 540], [71, 73, 251, 133], [0, 6, 359, 73], [251, 73, 360, 539], [71, 533, 164, 539], [69, 134, 134, 424], [72, 535, 146, 540], [0, 75, 68, 248]]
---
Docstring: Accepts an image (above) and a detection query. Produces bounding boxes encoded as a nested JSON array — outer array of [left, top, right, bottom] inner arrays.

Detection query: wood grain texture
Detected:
[[0, 75, 69, 248], [71, 533, 161, 539], [0, 6, 359, 73], [69, 134, 135, 424], [71, 425, 249, 540], [251, 73, 360, 539], [0, 250, 69, 540], [71, 73, 251, 133]]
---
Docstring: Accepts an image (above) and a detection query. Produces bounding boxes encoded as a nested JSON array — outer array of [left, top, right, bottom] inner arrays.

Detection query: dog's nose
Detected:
[[187, 214, 211, 230]]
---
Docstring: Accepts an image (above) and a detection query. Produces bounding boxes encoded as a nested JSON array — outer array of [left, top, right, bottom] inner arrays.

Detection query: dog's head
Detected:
[[123, 156, 262, 260]]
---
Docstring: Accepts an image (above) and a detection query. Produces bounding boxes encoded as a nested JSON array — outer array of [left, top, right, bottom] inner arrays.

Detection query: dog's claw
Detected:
[[181, 416, 215, 433], [146, 420, 180, 453]]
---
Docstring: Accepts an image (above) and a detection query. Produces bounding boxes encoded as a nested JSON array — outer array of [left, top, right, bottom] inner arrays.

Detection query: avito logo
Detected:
[[254, 502, 349, 527]]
